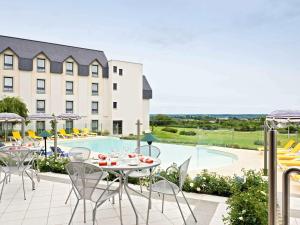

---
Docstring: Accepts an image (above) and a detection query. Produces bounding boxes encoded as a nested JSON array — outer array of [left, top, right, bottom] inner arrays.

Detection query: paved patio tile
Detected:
[[0, 174, 229, 225]]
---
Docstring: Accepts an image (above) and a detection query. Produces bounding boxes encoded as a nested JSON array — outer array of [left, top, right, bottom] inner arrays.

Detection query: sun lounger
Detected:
[[27, 130, 42, 140], [72, 128, 85, 137], [58, 129, 73, 138], [277, 143, 300, 155], [50, 146, 69, 157], [82, 128, 97, 136], [12, 131, 22, 142]]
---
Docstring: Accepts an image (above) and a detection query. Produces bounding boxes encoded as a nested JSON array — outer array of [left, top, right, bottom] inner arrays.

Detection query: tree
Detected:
[[0, 97, 29, 118]]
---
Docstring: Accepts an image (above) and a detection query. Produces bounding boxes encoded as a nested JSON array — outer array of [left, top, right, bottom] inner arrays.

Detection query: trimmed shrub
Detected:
[[254, 140, 264, 146], [37, 154, 70, 174], [101, 130, 110, 136], [179, 130, 196, 136], [161, 127, 178, 133]]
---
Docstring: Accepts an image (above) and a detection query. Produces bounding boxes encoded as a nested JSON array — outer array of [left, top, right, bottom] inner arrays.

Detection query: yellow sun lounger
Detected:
[[58, 129, 73, 138], [82, 128, 97, 136], [278, 159, 300, 167], [277, 143, 300, 155], [28, 130, 42, 140], [278, 139, 296, 151], [72, 128, 86, 137], [258, 139, 295, 151], [12, 131, 22, 141]]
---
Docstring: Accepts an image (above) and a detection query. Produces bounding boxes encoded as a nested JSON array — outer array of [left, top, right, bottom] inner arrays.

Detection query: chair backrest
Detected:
[[291, 143, 300, 153], [178, 157, 191, 190], [0, 146, 35, 169], [82, 128, 89, 134], [59, 129, 66, 135], [28, 130, 35, 138], [284, 139, 295, 149], [66, 162, 104, 201], [136, 145, 161, 158], [73, 128, 80, 134], [69, 147, 91, 162], [12, 131, 22, 140]]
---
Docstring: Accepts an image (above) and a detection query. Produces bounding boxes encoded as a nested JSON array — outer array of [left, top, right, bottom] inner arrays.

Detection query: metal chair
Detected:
[[65, 147, 91, 204], [0, 146, 39, 200], [0, 153, 9, 202], [128, 145, 161, 192], [146, 157, 197, 225], [66, 162, 123, 225]]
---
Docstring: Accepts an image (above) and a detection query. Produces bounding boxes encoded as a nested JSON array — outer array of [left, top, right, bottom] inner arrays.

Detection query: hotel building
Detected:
[[0, 35, 152, 135]]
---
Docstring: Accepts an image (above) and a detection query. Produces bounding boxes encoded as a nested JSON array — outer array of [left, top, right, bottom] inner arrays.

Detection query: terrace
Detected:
[[1, 111, 300, 225]]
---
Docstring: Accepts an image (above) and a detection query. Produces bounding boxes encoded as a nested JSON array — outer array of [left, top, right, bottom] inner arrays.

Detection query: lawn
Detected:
[[151, 126, 295, 150]]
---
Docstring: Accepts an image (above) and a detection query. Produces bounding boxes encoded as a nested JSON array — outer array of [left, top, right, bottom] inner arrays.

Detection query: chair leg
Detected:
[[162, 194, 165, 213], [182, 191, 197, 222], [69, 199, 79, 225], [0, 175, 6, 201], [119, 193, 123, 225], [146, 181, 152, 225], [174, 194, 186, 225], [139, 178, 143, 193], [25, 170, 35, 190], [65, 187, 73, 204], [21, 173, 26, 200], [93, 203, 97, 225], [83, 199, 86, 223]]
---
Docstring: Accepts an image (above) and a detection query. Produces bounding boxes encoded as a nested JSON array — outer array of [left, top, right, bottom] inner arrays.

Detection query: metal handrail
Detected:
[[268, 128, 277, 225], [282, 167, 300, 225]]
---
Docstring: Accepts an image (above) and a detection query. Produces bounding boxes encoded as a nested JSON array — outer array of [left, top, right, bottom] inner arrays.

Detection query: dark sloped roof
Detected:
[[143, 75, 152, 99], [0, 35, 108, 77]]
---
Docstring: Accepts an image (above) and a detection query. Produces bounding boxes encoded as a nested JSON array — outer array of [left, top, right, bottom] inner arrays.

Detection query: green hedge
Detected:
[[161, 127, 178, 133], [179, 130, 197, 136]]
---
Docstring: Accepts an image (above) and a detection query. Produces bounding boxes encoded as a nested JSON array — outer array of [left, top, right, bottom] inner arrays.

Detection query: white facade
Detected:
[[0, 37, 152, 136]]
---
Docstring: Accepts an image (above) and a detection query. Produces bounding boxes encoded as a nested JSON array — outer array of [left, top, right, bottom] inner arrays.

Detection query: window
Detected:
[[65, 120, 73, 134], [3, 77, 13, 92], [91, 120, 98, 132], [4, 54, 13, 69], [119, 69, 123, 76], [37, 100, 45, 113], [66, 81, 73, 95], [66, 101, 73, 113], [37, 79, 45, 94], [92, 83, 98, 95], [91, 65, 98, 77], [36, 121, 45, 134], [113, 83, 117, 90], [37, 58, 45, 72], [91, 101, 98, 114], [113, 66, 117, 73], [113, 120, 122, 135], [113, 102, 117, 109], [66, 62, 73, 75]]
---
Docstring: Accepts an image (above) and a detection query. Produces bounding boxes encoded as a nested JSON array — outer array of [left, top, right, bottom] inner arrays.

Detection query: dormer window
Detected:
[[91, 65, 98, 77], [66, 62, 73, 75], [37, 58, 45, 72], [4, 54, 13, 69]]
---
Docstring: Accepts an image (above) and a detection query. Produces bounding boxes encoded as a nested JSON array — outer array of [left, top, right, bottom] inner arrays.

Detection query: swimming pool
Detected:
[[58, 137, 237, 171]]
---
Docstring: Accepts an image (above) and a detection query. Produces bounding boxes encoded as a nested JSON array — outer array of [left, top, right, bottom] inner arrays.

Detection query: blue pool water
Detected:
[[58, 137, 237, 171]]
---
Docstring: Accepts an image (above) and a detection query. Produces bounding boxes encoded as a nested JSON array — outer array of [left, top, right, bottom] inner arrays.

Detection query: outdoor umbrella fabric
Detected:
[[0, 113, 25, 142]]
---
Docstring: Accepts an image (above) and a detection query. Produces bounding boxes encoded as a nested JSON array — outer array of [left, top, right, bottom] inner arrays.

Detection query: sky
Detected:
[[1, 0, 300, 114]]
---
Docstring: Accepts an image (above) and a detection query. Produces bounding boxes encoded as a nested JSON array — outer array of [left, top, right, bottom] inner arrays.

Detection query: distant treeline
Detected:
[[150, 114, 300, 133]]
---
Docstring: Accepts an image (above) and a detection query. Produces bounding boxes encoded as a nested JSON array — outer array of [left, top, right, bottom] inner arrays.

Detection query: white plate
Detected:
[[128, 163, 138, 166]]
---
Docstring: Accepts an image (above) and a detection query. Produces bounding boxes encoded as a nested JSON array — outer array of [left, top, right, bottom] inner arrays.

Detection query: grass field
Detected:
[[150, 126, 296, 150]]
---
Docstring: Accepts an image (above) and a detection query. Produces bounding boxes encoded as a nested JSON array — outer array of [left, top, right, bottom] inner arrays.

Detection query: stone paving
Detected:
[[0, 174, 227, 225]]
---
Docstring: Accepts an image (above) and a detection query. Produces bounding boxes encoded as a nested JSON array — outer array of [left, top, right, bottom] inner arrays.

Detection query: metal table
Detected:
[[91, 157, 161, 225]]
